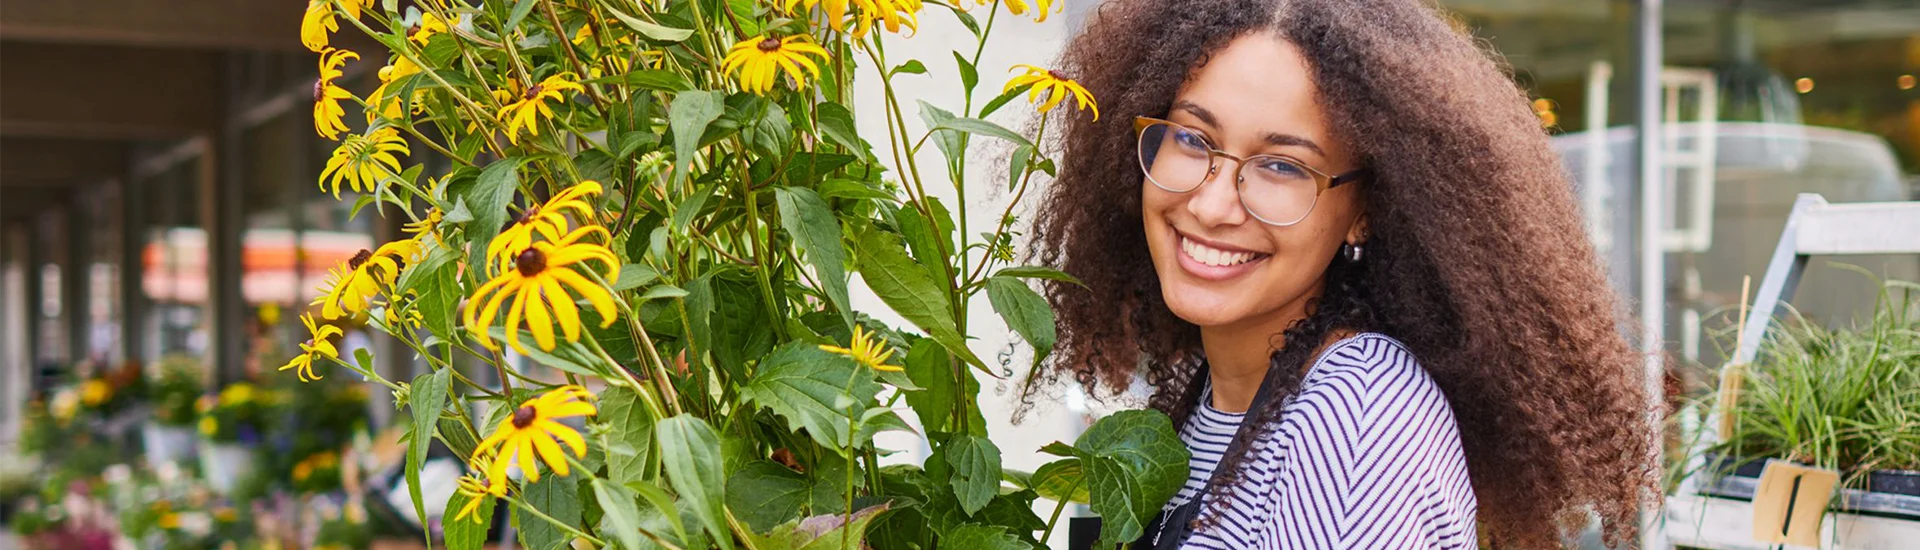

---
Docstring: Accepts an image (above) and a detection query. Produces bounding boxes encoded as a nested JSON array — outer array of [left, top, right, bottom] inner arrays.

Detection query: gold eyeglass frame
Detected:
[[1133, 116, 1369, 226]]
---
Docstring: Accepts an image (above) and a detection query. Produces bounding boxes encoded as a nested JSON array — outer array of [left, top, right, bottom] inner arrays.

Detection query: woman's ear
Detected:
[[1345, 213, 1370, 245]]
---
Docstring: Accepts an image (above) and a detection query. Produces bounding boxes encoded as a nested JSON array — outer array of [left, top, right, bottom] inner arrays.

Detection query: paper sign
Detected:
[[1749, 460, 1840, 547]]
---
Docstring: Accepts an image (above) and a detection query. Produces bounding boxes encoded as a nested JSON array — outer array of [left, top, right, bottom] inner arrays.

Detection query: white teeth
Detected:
[[1180, 236, 1259, 267]]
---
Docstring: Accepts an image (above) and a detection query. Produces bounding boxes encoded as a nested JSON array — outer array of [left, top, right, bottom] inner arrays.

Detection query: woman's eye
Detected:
[[1172, 129, 1210, 151], [1255, 159, 1309, 180]]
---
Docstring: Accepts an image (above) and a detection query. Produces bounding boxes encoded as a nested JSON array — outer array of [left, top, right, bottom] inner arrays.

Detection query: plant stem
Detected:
[[504, 493, 606, 546], [1037, 478, 1081, 546]]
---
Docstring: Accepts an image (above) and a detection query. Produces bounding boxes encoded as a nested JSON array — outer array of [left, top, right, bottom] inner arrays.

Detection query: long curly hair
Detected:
[[1024, 0, 1659, 546]]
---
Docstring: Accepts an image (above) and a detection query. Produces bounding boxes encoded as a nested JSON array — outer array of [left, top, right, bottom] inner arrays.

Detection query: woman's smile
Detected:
[[1172, 228, 1271, 281]]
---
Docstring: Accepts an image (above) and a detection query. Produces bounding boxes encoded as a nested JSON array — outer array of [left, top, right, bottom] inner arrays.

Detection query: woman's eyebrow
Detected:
[[1172, 100, 1327, 157]]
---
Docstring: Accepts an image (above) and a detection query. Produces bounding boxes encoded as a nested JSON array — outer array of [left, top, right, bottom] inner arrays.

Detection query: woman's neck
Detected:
[[1201, 296, 1316, 413]]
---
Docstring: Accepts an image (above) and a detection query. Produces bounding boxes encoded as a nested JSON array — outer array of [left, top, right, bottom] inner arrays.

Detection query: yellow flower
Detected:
[[199, 416, 218, 436], [819, 325, 901, 372], [1003, 64, 1099, 119], [214, 507, 238, 523], [453, 474, 507, 523], [314, 48, 359, 140], [487, 180, 602, 272], [383, 291, 424, 330], [301, 1, 339, 52], [473, 386, 596, 483], [465, 226, 620, 354], [403, 209, 444, 248], [961, 0, 1060, 22], [721, 34, 829, 95], [367, 56, 424, 123], [50, 390, 80, 422], [292, 461, 313, 482], [79, 379, 112, 407], [313, 240, 423, 320], [319, 127, 409, 199], [279, 314, 343, 382], [497, 73, 584, 145], [158, 513, 181, 530], [784, 0, 923, 39], [410, 11, 458, 45], [219, 383, 257, 406]]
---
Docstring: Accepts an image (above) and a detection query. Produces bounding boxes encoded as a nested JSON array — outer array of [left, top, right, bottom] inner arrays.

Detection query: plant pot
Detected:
[[1867, 469, 1920, 497], [199, 442, 256, 495], [141, 423, 198, 465], [1701, 452, 1769, 479]]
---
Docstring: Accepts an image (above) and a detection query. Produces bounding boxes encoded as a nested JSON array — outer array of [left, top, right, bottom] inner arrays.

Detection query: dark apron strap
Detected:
[[1130, 361, 1291, 549]]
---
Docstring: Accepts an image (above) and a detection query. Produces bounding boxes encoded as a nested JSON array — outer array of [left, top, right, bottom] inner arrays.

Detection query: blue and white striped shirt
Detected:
[[1166, 333, 1478, 549]]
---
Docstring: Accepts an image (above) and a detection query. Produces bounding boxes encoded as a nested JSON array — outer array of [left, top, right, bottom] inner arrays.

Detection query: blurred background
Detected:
[[2, 0, 1917, 549]]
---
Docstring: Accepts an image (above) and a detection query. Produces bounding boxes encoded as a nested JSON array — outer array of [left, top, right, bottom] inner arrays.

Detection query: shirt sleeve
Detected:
[[1265, 336, 1479, 550]]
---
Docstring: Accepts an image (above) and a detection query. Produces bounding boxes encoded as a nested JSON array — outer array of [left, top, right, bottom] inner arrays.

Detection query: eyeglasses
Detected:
[[1134, 116, 1369, 226]]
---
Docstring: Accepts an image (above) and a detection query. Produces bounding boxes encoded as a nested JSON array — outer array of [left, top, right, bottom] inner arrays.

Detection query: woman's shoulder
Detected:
[[1292, 332, 1456, 430], [1306, 332, 1431, 388]]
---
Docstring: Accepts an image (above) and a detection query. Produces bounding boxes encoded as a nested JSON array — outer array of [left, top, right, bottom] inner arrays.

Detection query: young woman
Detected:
[[1026, 0, 1659, 548]]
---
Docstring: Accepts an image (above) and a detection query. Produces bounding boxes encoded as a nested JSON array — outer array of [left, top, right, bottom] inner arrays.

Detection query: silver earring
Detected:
[[1344, 242, 1364, 262]]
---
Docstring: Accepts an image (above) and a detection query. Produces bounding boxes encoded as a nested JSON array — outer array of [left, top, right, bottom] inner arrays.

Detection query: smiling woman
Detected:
[[1027, 0, 1659, 548]]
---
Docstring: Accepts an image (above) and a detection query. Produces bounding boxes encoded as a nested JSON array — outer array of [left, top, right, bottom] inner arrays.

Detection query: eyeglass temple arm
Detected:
[[1329, 168, 1371, 188]]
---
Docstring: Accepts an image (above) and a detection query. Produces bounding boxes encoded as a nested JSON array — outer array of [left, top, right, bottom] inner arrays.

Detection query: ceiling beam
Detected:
[[0, 0, 306, 51], [0, 137, 127, 186], [0, 42, 222, 140]]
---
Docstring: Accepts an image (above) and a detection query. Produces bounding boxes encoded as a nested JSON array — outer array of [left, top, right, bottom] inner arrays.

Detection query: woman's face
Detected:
[[1141, 33, 1366, 332]]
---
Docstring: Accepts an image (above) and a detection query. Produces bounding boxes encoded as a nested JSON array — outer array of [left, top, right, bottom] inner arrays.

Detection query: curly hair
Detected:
[[1024, 0, 1659, 546]]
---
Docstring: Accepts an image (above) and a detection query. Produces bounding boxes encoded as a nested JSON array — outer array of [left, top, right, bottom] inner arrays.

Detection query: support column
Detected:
[[23, 217, 46, 382], [1635, 0, 1670, 548], [120, 174, 147, 366], [207, 55, 246, 384], [65, 189, 92, 365]]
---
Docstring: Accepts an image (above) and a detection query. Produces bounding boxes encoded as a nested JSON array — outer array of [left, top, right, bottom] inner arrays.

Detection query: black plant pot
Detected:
[[1701, 452, 1769, 479], [1867, 469, 1920, 497]]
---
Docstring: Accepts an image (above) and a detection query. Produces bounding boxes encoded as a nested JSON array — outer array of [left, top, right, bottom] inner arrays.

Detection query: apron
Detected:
[[1133, 363, 1289, 550]]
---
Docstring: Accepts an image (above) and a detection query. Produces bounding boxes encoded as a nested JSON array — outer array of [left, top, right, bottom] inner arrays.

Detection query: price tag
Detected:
[[1749, 460, 1839, 547]]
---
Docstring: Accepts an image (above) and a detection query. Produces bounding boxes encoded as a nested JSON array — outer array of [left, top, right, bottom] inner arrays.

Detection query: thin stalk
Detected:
[[504, 494, 606, 546], [1037, 478, 1081, 546], [540, 0, 612, 111]]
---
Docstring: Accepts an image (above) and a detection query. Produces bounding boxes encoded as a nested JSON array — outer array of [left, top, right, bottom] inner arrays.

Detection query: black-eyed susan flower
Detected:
[[960, 0, 1060, 22], [300, 1, 370, 52], [785, 0, 923, 39], [280, 314, 344, 382], [464, 226, 619, 354], [319, 127, 409, 199], [403, 208, 444, 247], [1004, 64, 1099, 119], [472, 385, 596, 482], [79, 379, 112, 407], [721, 34, 830, 95], [313, 240, 423, 320], [498, 74, 583, 145], [486, 180, 602, 272], [819, 324, 902, 372], [410, 11, 458, 45], [314, 48, 359, 140], [367, 56, 424, 123], [453, 473, 507, 523]]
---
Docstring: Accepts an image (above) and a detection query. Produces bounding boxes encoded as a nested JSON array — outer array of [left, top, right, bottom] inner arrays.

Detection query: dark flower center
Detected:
[[347, 249, 373, 270], [757, 37, 782, 52], [515, 248, 547, 277], [523, 84, 544, 100], [408, 24, 422, 36], [511, 405, 537, 428], [1048, 69, 1070, 81], [313, 78, 326, 102]]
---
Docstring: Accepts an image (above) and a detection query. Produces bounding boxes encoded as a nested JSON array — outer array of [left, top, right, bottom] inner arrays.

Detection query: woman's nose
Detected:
[[1186, 160, 1248, 227]]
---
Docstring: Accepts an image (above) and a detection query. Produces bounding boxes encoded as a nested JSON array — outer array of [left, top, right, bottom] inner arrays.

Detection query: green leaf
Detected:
[[747, 102, 792, 159], [604, 4, 695, 42], [405, 368, 451, 538], [657, 415, 734, 550], [444, 490, 496, 550], [600, 387, 655, 488], [953, 52, 979, 95], [901, 340, 952, 436], [891, 59, 928, 76], [917, 100, 965, 177], [628, 481, 690, 545], [935, 117, 1035, 149], [1030, 458, 1089, 504], [745, 504, 892, 550], [503, 0, 539, 31], [945, 435, 1001, 516], [740, 342, 882, 451], [725, 461, 810, 532], [669, 90, 725, 184], [436, 416, 480, 460], [442, 196, 474, 223], [896, 197, 956, 285], [993, 265, 1085, 287], [613, 264, 660, 291], [815, 103, 864, 153], [986, 276, 1057, 368], [818, 178, 893, 201], [940, 524, 1028, 550], [979, 84, 1031, 119], [777, 187, 853, 328], [639, 284, 689, 301], [585, 69, 694, 91], [592, 478, 646, 550], [671, 182, 717, 231], [414, 259, 460, 338], [852, 228, 985, 369], [1072, 410, 1190, 549], [519, 473, 583, 550], [464, 157, 528, 275], [484, 327, 607, 379]]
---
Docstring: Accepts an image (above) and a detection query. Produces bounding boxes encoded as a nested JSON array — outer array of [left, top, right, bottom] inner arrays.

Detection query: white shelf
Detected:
[[1665, 494, 1920, 550]]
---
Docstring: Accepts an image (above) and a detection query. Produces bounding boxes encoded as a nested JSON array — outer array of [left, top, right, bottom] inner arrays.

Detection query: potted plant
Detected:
[[283, 0, 1189, 548], [1698, 277, 1920, 516], [144, 355, 206, 465], [197, 382, 269, 494]]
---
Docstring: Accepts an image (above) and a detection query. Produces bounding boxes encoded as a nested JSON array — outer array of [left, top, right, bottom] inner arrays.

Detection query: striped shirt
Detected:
[[1165, 333, 1478, 549]]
